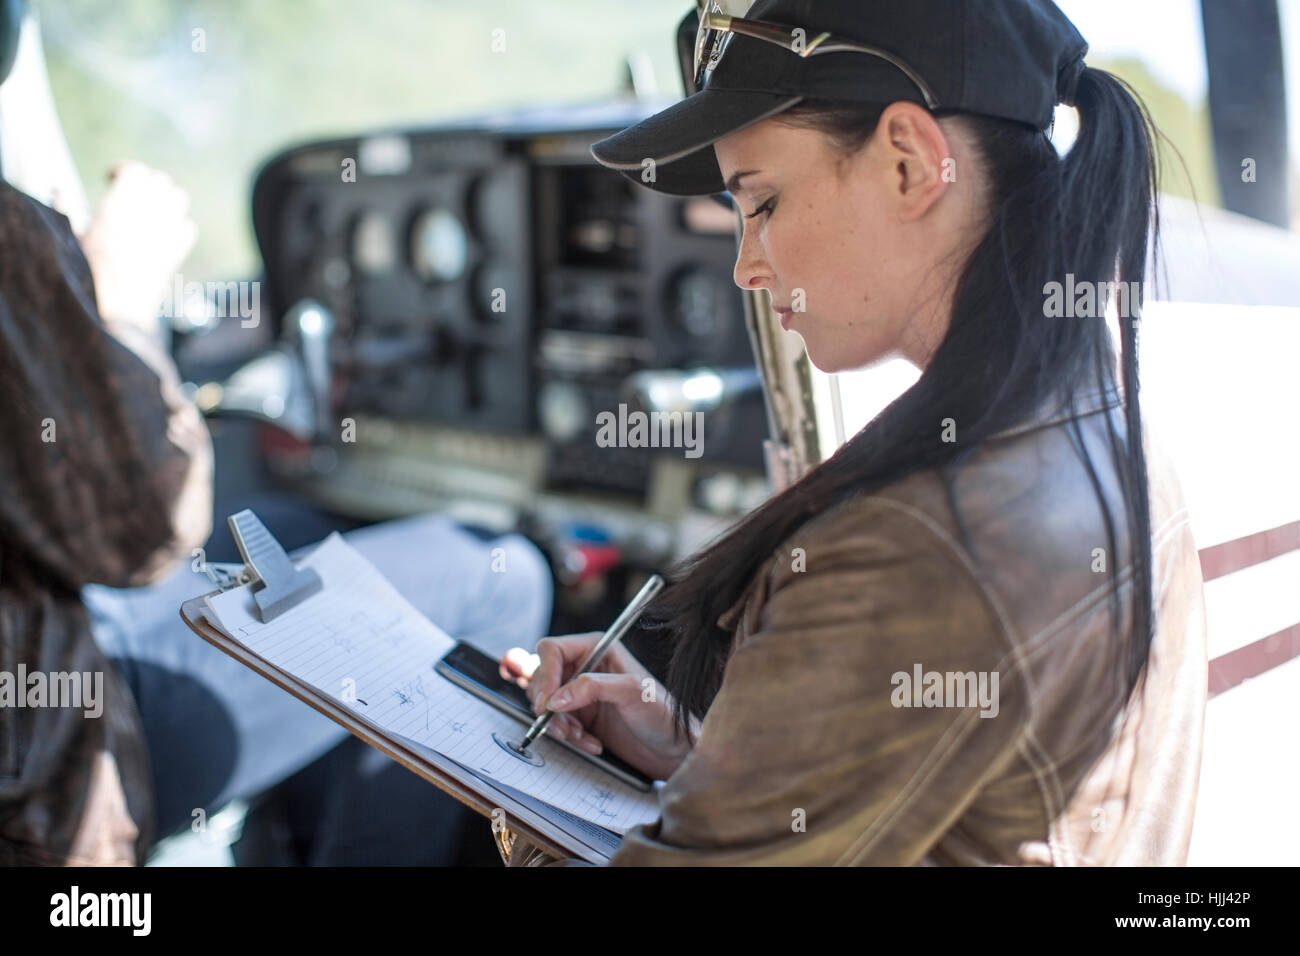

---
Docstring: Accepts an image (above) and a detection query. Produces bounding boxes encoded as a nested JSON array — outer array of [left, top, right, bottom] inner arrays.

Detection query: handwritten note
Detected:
[[203, 533, 660, 833]]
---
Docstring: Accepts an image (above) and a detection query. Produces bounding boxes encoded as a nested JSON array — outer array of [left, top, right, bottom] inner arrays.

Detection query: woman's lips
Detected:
[[777, 307, 794, 329]]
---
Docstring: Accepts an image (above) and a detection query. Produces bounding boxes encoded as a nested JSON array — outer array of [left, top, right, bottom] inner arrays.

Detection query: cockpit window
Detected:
[[36, 0, 691, 280]]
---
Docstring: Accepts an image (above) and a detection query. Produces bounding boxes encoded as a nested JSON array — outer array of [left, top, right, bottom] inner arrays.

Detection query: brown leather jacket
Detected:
[[0, 181, 213, 865], [512, 387, 1207, 866]]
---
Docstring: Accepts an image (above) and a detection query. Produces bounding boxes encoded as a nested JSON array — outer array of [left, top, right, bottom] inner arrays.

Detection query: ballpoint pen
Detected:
[[515, 572, 666, 753]]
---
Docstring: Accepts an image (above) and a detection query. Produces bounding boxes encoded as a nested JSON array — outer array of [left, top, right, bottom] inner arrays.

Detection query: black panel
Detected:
[[250, 113, 767, 501]]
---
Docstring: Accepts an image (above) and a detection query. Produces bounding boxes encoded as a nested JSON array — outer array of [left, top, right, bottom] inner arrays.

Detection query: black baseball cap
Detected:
[[589, 0, 1088, 197]]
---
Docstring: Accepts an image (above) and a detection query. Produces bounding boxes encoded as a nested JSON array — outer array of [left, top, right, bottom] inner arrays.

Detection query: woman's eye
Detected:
[[745, 198, 775, 220]]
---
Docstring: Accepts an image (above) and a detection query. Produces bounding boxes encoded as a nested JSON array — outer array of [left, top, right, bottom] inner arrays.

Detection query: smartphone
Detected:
[[435, 642, 655, 792]]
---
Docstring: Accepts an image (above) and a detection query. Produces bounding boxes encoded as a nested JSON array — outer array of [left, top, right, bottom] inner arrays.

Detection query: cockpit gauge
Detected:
[[410, 207, 469, 283]]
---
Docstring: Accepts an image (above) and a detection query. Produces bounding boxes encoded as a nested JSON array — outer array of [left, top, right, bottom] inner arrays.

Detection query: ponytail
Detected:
[[1066, 66, 1159, 691], [643, 68, 1163, 735]]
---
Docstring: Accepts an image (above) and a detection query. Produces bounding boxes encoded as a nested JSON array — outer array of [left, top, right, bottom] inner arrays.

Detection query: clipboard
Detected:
[[177, 511, 621, 865]]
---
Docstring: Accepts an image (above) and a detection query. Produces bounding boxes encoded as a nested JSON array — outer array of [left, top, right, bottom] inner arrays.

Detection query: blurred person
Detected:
[[0, 4, 552, 865], [0, 151, 212, 863]]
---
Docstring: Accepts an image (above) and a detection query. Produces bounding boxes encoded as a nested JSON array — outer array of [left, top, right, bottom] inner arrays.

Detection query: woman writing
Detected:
[[502, 0, 1207, 866]]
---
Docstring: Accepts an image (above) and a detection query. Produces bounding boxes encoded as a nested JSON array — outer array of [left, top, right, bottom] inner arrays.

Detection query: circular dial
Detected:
[[538, 381, 589, 443], [350, 210, 396, 274], [410, 208, 469, 283]]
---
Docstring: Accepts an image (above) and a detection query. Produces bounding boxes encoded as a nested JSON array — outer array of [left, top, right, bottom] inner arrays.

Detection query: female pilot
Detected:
[[503, 0, 1207, 866]]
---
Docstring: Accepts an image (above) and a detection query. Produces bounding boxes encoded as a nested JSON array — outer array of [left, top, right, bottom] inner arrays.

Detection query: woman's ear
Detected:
[[876, 101, 952, 222]]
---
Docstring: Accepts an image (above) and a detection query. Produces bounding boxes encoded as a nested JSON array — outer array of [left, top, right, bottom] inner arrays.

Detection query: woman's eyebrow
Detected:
[[724, 169, 761, 193]]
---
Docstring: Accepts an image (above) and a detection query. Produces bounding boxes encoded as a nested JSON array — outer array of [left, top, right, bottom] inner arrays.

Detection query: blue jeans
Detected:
[[82, 511, 553, 845]]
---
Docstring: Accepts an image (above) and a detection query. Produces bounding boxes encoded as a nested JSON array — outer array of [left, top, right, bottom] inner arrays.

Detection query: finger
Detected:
[[501, 668, 530, 692], [568, 724, 603, 754], [550, 714, 584, 744], [543, 715, 568, 743], [544, 714, 600, 753], [545, 671, 643, 714], [500, 649, 527, 680], [106, 160, 139, 182], [529, 634, 600, 711], [528, 638, 565, 711], [111, 161, 154, 191], [501, 647, 540, 679], [177, 217, 199, 258], [158, 175, 189, 213], [168, 185, 192, 220], [564, 715, 588, 741], [144, 166, 172, 192]]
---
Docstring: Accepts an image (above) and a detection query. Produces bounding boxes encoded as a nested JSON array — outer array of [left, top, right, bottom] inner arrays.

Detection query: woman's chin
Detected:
[[804, 338, 894, 374], [804, 344, 849, 374]]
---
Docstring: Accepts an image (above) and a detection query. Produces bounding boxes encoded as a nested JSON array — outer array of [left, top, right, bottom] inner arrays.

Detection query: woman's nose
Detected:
[[732, 226, 771, 292]]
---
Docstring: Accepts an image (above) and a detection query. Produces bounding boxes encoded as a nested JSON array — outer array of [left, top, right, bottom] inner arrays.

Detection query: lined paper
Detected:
[[397, 735, 627, 859], [203, 533, 660, 833]]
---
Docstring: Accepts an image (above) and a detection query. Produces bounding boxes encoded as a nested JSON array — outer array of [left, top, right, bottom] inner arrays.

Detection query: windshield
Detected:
[[31, 0, 1300, 284], [35, 0, 692, 279]]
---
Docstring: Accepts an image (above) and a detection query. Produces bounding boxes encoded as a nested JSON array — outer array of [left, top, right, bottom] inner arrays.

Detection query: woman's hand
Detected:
[[79, 161, 198, 335], [499, 635, 696, 782]]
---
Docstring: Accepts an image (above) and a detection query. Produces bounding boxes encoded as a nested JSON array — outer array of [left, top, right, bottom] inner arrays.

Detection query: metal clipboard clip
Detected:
[[222, 509, 324, 622], [202, 561, 254, 592]]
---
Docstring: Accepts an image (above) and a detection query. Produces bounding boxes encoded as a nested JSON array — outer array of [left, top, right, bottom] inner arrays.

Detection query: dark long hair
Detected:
[[644, 68, 1163, 737]]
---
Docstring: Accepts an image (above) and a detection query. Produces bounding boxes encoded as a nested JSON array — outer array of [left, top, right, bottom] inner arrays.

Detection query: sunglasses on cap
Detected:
[[690, 0, 941, 109]]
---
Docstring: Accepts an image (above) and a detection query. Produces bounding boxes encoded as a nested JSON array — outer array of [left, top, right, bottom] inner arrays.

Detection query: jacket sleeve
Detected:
[[608, 496, 1030, 865], [0, 182, 213, 590]]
